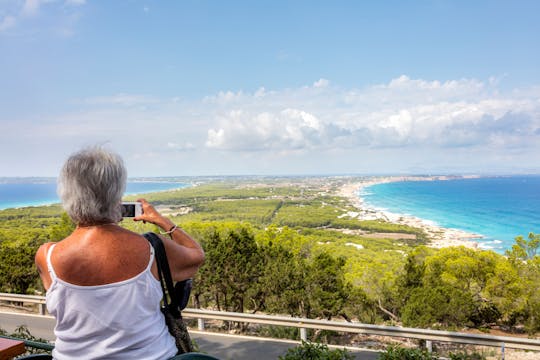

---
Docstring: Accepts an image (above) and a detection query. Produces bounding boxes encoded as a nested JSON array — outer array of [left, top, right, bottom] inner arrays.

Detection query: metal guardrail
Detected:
[[3, 292, 540, 353], [0, 293, 47, 315]]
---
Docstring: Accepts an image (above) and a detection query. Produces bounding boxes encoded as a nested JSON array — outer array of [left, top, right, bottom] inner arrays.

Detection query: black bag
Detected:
[[143, 232, 194, 354]]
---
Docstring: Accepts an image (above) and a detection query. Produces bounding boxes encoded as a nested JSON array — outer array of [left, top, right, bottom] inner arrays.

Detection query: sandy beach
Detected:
[[338, 176, 482, 249]]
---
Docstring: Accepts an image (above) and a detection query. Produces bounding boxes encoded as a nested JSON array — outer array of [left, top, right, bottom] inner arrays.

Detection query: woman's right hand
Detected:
[[134, 198, 205, 281], [133, 198, 174, 230]]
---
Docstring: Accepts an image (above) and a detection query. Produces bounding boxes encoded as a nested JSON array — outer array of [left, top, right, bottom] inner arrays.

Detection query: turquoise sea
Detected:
[[361, 176, 540, 252], [0, 179, 189, 210]]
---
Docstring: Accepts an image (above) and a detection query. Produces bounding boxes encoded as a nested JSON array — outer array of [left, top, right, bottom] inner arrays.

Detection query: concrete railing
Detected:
[[3, 292, 540, 354]]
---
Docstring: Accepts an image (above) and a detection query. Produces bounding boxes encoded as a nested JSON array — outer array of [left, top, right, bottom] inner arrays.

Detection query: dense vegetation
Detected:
[[1, 177, 539, 339]]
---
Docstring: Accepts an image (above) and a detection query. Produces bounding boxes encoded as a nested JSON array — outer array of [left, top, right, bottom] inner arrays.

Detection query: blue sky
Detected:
[[1, 0, 539, 176]]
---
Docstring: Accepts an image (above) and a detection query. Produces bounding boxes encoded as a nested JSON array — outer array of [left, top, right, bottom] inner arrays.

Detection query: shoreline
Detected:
[[339, 176, 482, 249]]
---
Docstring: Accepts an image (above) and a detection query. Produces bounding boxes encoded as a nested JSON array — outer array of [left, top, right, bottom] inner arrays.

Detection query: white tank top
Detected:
[[46, 243, 177, 360]]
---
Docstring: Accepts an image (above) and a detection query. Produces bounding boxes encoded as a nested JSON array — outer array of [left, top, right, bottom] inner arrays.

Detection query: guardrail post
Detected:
[[425, 340, 432, 353], [501, 342, 505, 360], [39, 304, 46, 315], [300, 327, 307, 342], [197, 318, 205, 331]]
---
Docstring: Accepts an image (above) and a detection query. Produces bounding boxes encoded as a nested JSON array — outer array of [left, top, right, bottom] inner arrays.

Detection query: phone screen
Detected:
[[121, 204, 136, 217]]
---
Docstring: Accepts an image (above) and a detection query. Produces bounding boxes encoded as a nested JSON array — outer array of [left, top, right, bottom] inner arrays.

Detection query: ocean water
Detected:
[[0, 179, 189, 210], [362, 176, 540, 252]]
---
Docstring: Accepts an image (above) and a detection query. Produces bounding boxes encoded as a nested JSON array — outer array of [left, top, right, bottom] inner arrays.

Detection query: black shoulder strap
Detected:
[[143, 232, 180, 316]]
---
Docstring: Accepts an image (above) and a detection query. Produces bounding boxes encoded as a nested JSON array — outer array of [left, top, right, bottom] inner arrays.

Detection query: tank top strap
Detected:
[[146, 242, 155, 271], [46, 243, 58, 279]]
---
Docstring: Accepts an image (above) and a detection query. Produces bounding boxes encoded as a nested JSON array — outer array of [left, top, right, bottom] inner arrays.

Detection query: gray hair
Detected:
[[58, 147, 127, 225]]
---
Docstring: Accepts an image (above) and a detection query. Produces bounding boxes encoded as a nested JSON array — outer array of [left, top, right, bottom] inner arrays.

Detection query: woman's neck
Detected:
[[77, 222, 118, 229]]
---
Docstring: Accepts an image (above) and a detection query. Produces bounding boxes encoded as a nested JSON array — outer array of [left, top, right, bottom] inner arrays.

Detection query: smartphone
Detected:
[[121, 202, 143, 217]]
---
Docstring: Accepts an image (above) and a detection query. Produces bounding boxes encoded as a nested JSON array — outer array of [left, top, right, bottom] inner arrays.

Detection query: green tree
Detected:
[[257, 224, 313, 258], [502, 232, 540, 332], [341, 286, 378, 323], [396, 246, 433, 306], [506, 232, 540, 262], [346, 249, 405, 322], [422, 247, 503, 326], [401, 285, 476, 327], [397, 246, 523, 328], [252, 242, 307, 316], [0, 237, 44, 293], [49, 212, 76, 241], [303, 253, 351, 320], [193, 226, 263, 314], [506, 255, 540, 333]]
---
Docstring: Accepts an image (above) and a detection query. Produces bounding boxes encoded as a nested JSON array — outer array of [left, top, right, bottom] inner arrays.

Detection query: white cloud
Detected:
[[204, 90, 246, 105], [0, 0, 86, 35], [22, 0, 41, 17], [377, 110, 413, 140], [18, 77, 540, 156], [206, 128, 225, 148], [313, 78, 330, 88], [201, 76, 540, 154], [206, 109, 331, 151], [0, 15, 16, 31], [254, 87, 266, 98], [3, 75, 539, 175], [65, 0, 86, 5], [81, 94, 161, 107], [167, 142, 195, 151]]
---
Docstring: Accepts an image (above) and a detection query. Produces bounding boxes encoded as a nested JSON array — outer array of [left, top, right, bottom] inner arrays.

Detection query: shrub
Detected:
[[279, 340, 354, 360], [448, 351, 486, 360], [377, 345, 438, 360]]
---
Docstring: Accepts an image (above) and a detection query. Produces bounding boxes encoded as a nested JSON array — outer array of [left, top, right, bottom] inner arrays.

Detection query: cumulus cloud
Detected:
[[206, 109, 331, 151], [4, 75, 538, 175], [21, 75, 538, 160], [313, 78, 330, 88], [202, 75, 540, 154]]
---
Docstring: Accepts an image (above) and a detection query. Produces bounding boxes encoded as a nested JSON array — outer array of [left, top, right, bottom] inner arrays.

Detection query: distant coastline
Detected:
[[0, 180, 190, 211], [339, 176, 484, 249], [1, 175, 535, 252]]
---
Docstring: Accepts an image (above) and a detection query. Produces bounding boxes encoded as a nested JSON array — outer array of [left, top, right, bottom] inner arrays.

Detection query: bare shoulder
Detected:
[[35, 242, 57, 284], [35, 242, 56, 264]]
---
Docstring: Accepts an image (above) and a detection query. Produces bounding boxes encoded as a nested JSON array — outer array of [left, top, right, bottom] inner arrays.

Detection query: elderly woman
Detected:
[[34, 147, 205, 360]]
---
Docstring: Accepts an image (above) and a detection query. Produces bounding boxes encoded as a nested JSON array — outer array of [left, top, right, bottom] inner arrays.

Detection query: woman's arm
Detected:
[[134, 199, 205, 281]]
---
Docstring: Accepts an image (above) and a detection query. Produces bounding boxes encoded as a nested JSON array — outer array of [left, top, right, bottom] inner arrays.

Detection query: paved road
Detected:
[[0, 311, 55, 341], [0, 311, 380, 359], [190, 331, 380, 359]]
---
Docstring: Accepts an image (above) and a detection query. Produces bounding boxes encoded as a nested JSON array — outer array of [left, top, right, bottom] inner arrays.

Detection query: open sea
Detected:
[[0, 179, 189, 210], [362, 176, 540, 252]]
